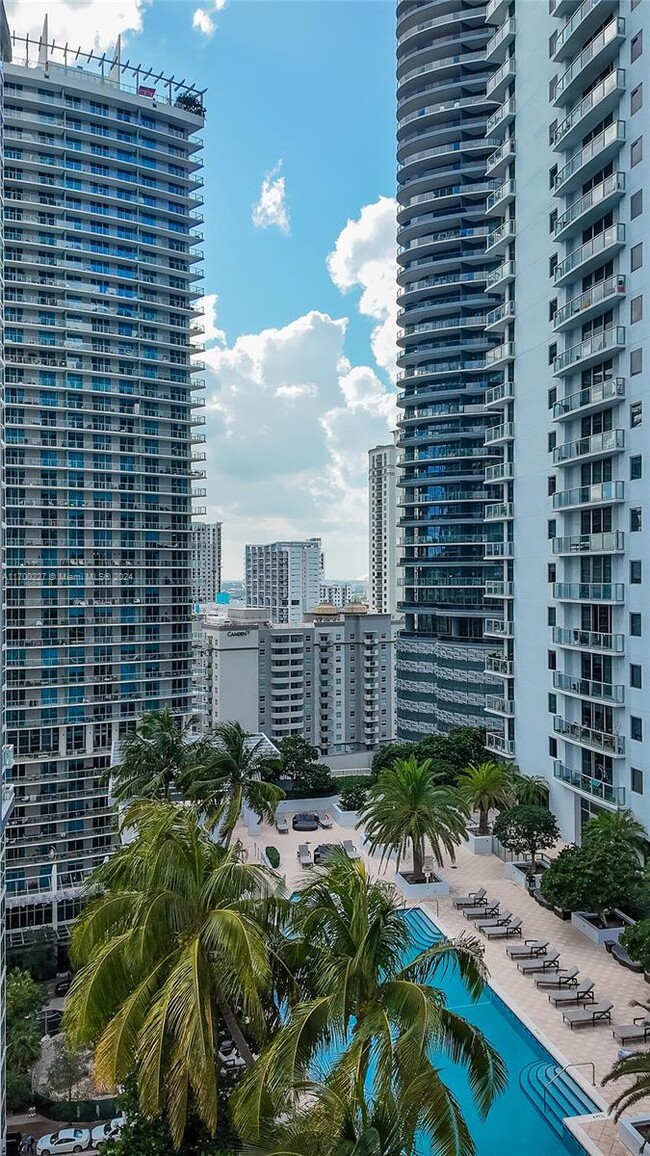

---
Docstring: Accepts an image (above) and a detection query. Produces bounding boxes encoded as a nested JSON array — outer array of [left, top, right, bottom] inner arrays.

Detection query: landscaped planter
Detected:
[[393, 870, 450, 899], [571, 909, 630, 946], [504, 861, 543, 890], [465, 829, 493, 856], [618, 1115, 650, 1155], [331, 803, 359, 829]]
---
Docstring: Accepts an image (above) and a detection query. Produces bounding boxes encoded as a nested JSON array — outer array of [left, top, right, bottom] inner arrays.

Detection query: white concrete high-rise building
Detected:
[[193, 604, 395, 754], [368, 442, 398, 617], [245, 539, 322, 625], [396, 0, 649, 844], [191, 521, 222, 604], [2, 26, 205, 945], [320, 582, 354, 608]]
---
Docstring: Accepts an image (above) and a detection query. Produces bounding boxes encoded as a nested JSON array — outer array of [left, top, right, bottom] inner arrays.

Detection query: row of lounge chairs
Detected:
[[297, 840, 360, 868]]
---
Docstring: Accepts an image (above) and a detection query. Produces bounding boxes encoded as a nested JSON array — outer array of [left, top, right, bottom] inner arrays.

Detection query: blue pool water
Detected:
[[397, 909, 599, 1156]]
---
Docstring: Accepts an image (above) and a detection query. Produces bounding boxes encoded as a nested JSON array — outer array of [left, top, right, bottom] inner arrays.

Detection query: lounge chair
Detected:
[[319, 813, 333, 829], [563, 1001, 613, 1029], [483, 916, 523, 939], [533, 966, 579, 988], [506, 939, 549, 959], [453, 887, 488, 909], [474, 911, 512, 931], [465, 901, 500, 921], [517, 950, 561, 974], [343, 839, 361, 861], [297, 844, 313, 868], [275, 815, 289, 834], [612, 1017, 650, 1044], [548, 979, 595, 1007]]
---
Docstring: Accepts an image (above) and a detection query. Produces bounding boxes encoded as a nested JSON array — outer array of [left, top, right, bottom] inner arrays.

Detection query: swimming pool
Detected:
[[401, 908, 599, 1156]]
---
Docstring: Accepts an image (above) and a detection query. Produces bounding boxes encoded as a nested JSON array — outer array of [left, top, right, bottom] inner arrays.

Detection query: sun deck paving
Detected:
[[237, 812, 649, 1156]]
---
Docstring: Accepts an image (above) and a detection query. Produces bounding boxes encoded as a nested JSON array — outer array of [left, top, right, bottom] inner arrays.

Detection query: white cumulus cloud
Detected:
[[192, 1, 226, 37], [196, 294, 226, 348], [327, 195, 398, 381], [252, 162, 290, 236], [6, 0, 149, 50]]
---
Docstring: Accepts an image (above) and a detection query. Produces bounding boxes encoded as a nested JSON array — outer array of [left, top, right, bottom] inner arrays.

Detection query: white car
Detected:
[[37, 1130, 90, 1156], [90, 1120, 124, 1149]]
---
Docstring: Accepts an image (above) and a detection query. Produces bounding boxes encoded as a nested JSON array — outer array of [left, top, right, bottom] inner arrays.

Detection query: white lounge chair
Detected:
[[517, 949, 561, 974], [548, 979, 595, 1007], [319, 813, 333, 829], [563, 1001, 613, 1029], [483, 916, 522, 939], [453, 887, 487, 909], [533, 966, 579, 988], [474, 911, 512, 931], [343, 839, 361, 861], [506, 939, 549, 959], [275, 815, 289, 834], [297, 844, 313, 868]]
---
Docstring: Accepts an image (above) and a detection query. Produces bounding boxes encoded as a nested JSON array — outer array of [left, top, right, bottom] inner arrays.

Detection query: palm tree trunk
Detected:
[[216, 993, 256, 1068], [478, 807, 489, 837], [412, 836, 424, 882]]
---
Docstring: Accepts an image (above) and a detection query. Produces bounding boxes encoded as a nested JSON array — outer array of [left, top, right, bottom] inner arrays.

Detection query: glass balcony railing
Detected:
[[553, 715, 625, 755], [554, 173, 625, 238], [485, 654, 514, 677], [553, 582, 624, 601], [486, 732, 515, 757], [554, 18, 626, 104], [552, 626, 625, 653], [553, 275, 625, 330], [553, 671, 625, 704], [552, 70, 625, 148], [551, 530, 624, 555], [552, 377, 625, 420], [552, 428, 624, 463], [552, 480, 624, 509], [553, 327, 625, 375], [554, 224, 625, 285], [553, 761, 625, 805]]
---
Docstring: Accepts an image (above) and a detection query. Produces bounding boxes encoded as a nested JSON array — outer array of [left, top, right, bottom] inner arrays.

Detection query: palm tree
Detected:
[[234, 855, 505, 1156], [182, 721, 284, 845], [584, 807, 648, 857], [457, 761, 513, 836], [64, 801, 280, 1147], [110, 707, 209, 802], [510, 772, 549, 807], [602, 1049, 650, 1118], [358, 756, 469, 879]]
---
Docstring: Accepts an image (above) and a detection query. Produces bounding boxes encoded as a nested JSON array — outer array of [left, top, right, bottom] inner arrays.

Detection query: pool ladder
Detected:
[[542, 1061, 596, 1111]]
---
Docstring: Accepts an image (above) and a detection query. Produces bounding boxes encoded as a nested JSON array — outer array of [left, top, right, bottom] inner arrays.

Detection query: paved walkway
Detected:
[[239, 811, 650, 1155]]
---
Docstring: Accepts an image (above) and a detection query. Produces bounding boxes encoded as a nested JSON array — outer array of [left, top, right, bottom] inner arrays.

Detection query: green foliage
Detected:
[[603, 1048, 650, 1120], [338, 785, 368, 812], [277, 735, 320, 776], [457, 761, 513, 836], [44, 1038, 89, 1102], [265, 846, 281, 869], [370, 727, 487, 785], [107, 1078, 237, 1156], [6, 967, 47, 1107], [7, 936, 57, 981], [491, 805, 560, 868], [333, 774, 373, 793], [583, 807, 648, 856], [285, 762, 334, 798], [541, 839, 644, 918], [620, 919, 650, 972], [273, 736, 334, 798], [360, 757, 469, 878], [111, 708, 207, 802], [509, 772, 549, 807], [7, 968, 45, 1021], [6, 1068, 32, 1114]]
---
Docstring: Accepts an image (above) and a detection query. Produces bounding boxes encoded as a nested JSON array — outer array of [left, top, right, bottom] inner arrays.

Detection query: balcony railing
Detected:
[[553, 761, 625, 806], [553, 18, 626, 105], [485, 695, 515, 716], [485, 421, 514, 443], [486, 580, 514, 597], [486, 99, 516, 139], [552, 480, 624, 509], [553, 582, 624, 602], [485, 541, 514, 558], [554, 122, 625, 194], [486, 732, 515, 757], [552, 428, 624, 464], [553, 327, 625, 376], [553, 671, 625, 704], [552, 377, 625, 420], [486, 56, 517, 100], [484, 461, 514, 483], [551, 530, 624, 555], [486, 137, 516, 173], [553, 715, 625, 755], [485, 501, 514, 520], [552, 70, 625, 149], [485, 654, 514, 677], [553, 274, 625, 330], [554, 224, 625, 285], [552, 626, 625, 653], [554, 172, 625, 240]]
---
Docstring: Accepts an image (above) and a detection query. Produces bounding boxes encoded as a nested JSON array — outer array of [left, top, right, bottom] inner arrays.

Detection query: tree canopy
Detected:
[[491, 805, 559, 868]]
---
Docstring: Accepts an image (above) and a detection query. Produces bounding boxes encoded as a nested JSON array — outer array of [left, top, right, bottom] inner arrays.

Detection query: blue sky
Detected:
[[10, 0, 399, 579]]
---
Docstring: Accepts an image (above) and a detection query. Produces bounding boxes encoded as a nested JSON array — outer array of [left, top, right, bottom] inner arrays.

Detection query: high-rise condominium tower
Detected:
[[3, 28, 205, 944], [395, 0, 504, 738], [191, 521, 222, 604], [368, 442, 398, 617], [245, 539, 323, 625], [396, 0, 649, 843]]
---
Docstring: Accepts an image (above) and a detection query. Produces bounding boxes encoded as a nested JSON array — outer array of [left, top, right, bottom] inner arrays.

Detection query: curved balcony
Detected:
[[553, 582, 624, 602], [552, 427, 624, 464], [486, 98, 516, 140], [552, 626, 625, 653], [554, 224, 625, 287], [486, 179, 516, 216], [551, 530, 624, 555], [553, 327, 625, 377], [552, 376, 625, 421], [485, 379, 515, 407], [553, 17, 626, 107], [553, 671, 625, 705], [486, 17, 516, 62], [553, 761, 625, 807], [486, 56, 516, 101], [553, 715, 625, 756], [553, 275, 626, 332], [486, 136, 516, 175]]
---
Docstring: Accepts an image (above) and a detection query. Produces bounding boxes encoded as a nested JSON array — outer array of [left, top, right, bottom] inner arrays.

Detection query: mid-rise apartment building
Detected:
[[396, 0, 649, 844], [193, 604, 395, 753], [245, 538, 322, 625], [3, 29, 205, 941], [191, 520, 222, 604], [320, 582, 354, 608], [368, 441, 398, 616]]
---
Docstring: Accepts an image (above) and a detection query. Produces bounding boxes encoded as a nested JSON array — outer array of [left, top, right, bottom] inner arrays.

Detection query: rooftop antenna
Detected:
[[38, 14, 49, 69]]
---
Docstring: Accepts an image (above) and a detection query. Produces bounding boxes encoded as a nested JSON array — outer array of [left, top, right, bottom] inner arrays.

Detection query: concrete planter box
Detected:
[[618, 1116, 650, 1155], [393, 869, 450, 899], [465, 830, 493, 856], [275, 794, 340, 815], [331, 803, 360, 829], [571, 910, 627, 946], [504, 861, 542, 890]]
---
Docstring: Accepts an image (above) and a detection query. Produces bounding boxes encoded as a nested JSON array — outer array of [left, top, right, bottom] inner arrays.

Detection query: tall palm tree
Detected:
[[358, 756, 469, 878], [584, 807, 648, 857], [509, 771, 549, 808], [110, 707, 209, 802], [602, 1049, 650, 1118], [234, 855, 505, 1156], [457, 761, 513, 836], [64, 801, 280, 1147], [182, 721, 284, 845]]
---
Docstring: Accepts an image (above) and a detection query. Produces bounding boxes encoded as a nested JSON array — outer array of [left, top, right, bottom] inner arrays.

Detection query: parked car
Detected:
[[91, 1119, 125, 1148], [37, 1130, 91, 1156], [292, 812, 319, 832], [54, 977, 72, 997]]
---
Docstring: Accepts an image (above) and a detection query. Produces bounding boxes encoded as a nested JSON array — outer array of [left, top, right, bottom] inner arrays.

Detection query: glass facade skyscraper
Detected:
[[2, 30, 205, 944]]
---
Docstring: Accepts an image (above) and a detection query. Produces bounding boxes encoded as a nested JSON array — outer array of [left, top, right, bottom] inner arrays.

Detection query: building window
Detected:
[[548, 693, 557, 713], [547, 606, 556, 627], [632, 243, 643, 271], [631, 190, 643, 219], [631, 509, 643, 533], [631, 348, 643, 376], [548, 431, 557, 452], [547, 650, 557, 671], [632, 767, 644, 795], [631, 31, 643, 62], [631, 295, 643, 324], [631, 400, 643, 427], [547, 563, 556, 583], [631, 664, 643, 689], [631, 717, 643, 742], [548, 475, 557, 496], [632, 84, 643, 114], [549, 737, 557, 758], [548, 519, 556, 538], [631, 455, 643, 480], [630, 559, 642, 583], [630, 612, 642, 636], [631, 138, 643, 167], [548, 386, 557, 410]]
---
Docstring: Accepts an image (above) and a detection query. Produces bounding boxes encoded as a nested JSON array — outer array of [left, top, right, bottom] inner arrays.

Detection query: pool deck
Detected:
[[238, 812, 650, 1156]]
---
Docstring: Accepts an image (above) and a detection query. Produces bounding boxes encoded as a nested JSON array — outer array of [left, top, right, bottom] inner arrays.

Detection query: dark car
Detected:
[[6, 1132, 22, 1156], [313, 843, 338, 866], [54, 978, 72, 997], [292, 812, 319, 832]]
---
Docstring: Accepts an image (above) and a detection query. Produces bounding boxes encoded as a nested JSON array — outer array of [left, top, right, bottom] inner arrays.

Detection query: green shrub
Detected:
[[339, 785, 368, 812], [265, 845, 280, 869]]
